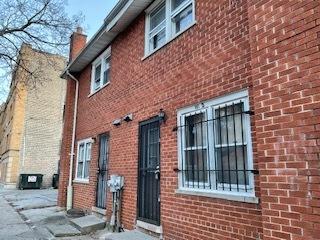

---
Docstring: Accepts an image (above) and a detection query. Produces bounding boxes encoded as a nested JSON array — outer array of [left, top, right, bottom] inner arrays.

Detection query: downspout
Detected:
[[65, 70, 79, 211]]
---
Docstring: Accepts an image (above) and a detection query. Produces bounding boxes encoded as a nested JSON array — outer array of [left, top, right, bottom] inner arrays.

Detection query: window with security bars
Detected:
[[183, 112, 208, 186], [177, 91, 255, 195]]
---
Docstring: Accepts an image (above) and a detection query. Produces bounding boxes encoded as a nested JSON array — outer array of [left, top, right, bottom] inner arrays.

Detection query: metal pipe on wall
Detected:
[[65, 71, 79, 210]]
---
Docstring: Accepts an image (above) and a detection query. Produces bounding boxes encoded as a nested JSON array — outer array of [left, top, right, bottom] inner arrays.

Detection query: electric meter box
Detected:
[[107, 175, 124, 192]]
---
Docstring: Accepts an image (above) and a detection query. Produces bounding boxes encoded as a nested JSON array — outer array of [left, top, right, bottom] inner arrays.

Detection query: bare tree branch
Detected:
[[0, 0, 84, 102]]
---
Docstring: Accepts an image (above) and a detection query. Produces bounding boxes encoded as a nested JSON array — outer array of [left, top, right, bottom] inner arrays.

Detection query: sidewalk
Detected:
[[0, 195, 39, 240], [0, 189, 110, 240]]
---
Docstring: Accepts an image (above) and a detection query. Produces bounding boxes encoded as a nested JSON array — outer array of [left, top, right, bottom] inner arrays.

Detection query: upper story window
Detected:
[[177, 90, 256, 200], [145, 0, 195, 55], [91, 47, 111, 94]]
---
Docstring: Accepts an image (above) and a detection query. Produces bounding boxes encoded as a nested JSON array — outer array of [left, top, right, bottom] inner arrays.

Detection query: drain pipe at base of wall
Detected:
[[65, 70, 79, 211]]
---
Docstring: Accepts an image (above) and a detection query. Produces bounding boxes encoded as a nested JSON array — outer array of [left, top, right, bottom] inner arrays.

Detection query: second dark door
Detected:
[[96, 134, 109, 209], [138, 118, 161, 225]]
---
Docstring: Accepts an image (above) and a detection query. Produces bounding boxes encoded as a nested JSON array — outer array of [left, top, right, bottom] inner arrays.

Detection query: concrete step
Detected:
[[70, 215, 106, 234], [46, 224, 82, 237], [101, 230, 158, 240]]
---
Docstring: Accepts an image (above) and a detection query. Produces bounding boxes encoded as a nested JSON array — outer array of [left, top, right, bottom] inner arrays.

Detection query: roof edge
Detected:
[[63, 0, 154, 75], [63, 0, 131, 76]]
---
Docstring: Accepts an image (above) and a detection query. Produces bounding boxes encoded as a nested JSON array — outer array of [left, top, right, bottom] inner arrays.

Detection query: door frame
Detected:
[[137, 116, 161, 226]]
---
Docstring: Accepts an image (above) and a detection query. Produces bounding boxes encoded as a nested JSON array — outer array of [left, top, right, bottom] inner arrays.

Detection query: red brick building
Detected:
[[58, 0, 320, 239]]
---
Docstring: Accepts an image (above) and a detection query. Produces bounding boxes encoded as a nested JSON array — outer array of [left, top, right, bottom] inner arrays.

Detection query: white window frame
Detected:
[[181, 109, 210, 188], [90, 46, 111, 95], [177, 90, 256, 201], [75, 138, 93, 182], [144, 0, 196, 56]]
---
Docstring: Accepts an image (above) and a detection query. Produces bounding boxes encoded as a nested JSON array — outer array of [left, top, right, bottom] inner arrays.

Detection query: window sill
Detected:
[[73, 179, 89, 184], [136, 220, 162, 234], [175, 189, 259, 204], [142, 21, 197, 61], [88, 82, 110, 98]]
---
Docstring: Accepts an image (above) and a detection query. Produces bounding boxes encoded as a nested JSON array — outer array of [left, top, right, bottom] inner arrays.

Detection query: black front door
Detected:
[[138, 118, 161, 225], [96, 134, 109, 209]]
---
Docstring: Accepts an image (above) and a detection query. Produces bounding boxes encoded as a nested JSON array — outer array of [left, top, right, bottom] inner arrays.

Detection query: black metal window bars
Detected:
[[176, 100, 257, 194]]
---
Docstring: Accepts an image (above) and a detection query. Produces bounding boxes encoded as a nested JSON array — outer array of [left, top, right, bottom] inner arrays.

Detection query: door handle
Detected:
[[154, 170, 160, 180]]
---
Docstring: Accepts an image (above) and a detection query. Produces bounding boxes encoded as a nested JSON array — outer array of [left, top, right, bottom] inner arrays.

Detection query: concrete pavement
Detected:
[[101, 230, 157, 240], [0, 189, 156, 240], [0, 189, 111, 240], [0, 195, 39, 240]]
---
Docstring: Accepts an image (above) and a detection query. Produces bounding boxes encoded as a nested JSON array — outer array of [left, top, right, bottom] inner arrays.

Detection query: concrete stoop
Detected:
[[70, 215, 106, 234], [101, 230, 158, 240], [45, 214, 106, 237], [46, 224, 82, 237]]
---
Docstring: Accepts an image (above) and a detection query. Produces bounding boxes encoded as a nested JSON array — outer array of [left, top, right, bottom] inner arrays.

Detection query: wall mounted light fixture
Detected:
[[123, 113, 133, 122], [158, 109, 167, 124], [113, 119, 121, 126]]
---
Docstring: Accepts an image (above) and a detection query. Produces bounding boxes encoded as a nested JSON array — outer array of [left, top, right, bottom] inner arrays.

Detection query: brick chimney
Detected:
[[69, 27, 87, 61]]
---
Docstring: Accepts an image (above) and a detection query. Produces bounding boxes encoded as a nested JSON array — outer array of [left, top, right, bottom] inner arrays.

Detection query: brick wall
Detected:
[[58, 0, 320, 239], [19, 48, 66, 187], [0, 44, 66, 189], [60, 0, 263, 239], [0, 45, 28, 188], [58, 29, 86, 206], [58, 78, 76, 206], [69, 27, 87, 61], [248, 0, 320, 239]]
